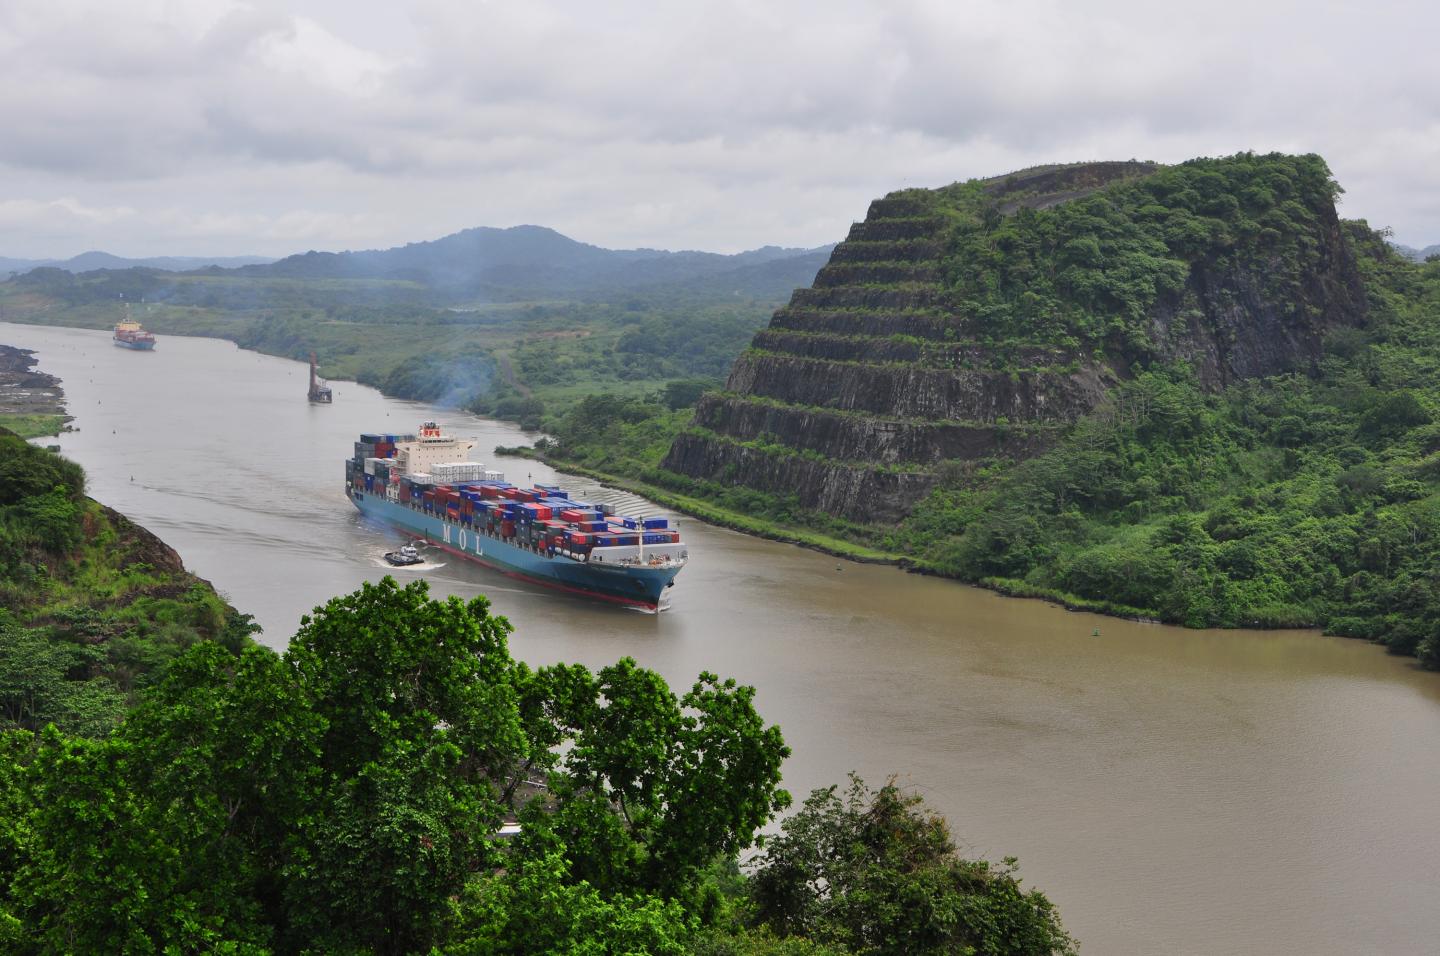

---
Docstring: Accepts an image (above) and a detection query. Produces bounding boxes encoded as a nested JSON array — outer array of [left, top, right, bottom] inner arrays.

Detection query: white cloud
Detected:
[[0, 0, 1436, 257]]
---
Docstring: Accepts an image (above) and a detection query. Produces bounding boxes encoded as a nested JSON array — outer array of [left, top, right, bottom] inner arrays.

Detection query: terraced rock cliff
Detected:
[[662, 155, 1367, 522]]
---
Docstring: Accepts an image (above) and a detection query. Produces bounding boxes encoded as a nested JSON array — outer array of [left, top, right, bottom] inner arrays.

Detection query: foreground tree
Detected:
[[750, 776, 1075, 956], [0, 578, 794, 954]]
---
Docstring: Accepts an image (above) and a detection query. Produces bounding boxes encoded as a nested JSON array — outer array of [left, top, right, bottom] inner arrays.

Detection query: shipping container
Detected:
[[642, 518, 669, 530]]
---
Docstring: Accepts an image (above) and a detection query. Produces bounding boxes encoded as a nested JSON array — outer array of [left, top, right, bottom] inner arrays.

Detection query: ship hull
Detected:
[[348, 489, 681, 609], [114, 338, 155, 350]]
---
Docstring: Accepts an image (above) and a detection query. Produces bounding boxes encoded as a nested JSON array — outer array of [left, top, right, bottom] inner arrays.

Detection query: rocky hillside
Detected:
[[663, 154, 1367, 521]]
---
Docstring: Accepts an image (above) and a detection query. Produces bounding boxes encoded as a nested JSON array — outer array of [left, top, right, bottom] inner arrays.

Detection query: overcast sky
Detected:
[[1, 0, 1436, 259]]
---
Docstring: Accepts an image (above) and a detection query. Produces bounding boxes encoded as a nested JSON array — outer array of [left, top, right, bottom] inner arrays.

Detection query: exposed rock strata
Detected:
[[662, 161, 1367, 523]]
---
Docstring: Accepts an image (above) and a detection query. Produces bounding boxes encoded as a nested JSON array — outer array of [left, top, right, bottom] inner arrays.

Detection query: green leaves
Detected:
[[0, 625, 124, 735], [1, 577, 806, 952], [522, 657, 791, 898], [749, 775, 1074, 956], [944, 153, 1341, 356]]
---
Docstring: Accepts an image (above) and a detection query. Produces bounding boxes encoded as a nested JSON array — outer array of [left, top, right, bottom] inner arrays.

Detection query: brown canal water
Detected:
[[7, 322, 1440, 955]]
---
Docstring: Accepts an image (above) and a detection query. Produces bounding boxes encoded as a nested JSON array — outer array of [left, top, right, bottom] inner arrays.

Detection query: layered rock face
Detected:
[[662, 159, 1366, 523], [662, 193, 1110, 522]]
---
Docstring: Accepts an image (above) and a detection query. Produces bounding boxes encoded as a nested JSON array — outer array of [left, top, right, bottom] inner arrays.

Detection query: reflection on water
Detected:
[[6, 322, 1440, 956]]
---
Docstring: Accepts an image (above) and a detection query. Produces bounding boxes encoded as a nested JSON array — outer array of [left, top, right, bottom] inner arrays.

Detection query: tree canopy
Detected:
[[0, 577, 1071, 954]]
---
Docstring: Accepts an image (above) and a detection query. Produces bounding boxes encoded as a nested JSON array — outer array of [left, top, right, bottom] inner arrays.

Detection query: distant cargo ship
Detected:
[[112, 317, 156, 350], [346, 422, 687, 609]]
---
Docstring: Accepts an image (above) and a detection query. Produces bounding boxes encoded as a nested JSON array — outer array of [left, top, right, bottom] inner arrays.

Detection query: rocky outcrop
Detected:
[[662, 159, 1367, 523], [1145, 198, 1367, 387]]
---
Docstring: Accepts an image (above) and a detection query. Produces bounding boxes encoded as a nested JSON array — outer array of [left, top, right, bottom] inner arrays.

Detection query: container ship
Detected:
[[346, 422, 687, 609], [112, 317, 156, 350]]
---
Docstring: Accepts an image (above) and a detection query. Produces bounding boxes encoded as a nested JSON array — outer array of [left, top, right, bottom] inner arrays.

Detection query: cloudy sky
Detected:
[[1, 0, 1436, 258]]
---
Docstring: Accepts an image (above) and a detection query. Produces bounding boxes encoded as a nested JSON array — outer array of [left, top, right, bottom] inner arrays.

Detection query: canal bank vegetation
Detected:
[[521, 225, 1440, 669], [0, 576, 1075, 955], [0, 414, 66, 440], [0, 427, 256, 737]]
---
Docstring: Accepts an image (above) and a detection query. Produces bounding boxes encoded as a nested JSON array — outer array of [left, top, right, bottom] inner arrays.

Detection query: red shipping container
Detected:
[[499, 487, 521, 500], [559, 509, 585, 522], [479, 485, 501, 499]]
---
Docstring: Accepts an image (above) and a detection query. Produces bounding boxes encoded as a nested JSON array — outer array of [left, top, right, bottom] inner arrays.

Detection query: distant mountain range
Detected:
[[232, 225, 833, 301], [1, 226, 833, 303], [0, 251, 275, 277], [1394, 242, 1440, 262]]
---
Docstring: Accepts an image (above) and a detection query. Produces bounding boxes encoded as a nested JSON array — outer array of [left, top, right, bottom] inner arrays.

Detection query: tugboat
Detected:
[[384, 544, 424, 566]]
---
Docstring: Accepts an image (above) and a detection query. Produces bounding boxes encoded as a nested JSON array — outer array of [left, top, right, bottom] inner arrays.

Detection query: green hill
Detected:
[[534, 153, 1440, 666]]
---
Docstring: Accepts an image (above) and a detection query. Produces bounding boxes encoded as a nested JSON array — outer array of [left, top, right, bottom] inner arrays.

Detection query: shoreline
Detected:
[[0, 342, 70, 438], [504, 447, 1349, 636]]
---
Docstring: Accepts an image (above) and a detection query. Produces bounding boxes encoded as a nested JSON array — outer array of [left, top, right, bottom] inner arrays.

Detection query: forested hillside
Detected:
[[529, 154, 1440, 667]]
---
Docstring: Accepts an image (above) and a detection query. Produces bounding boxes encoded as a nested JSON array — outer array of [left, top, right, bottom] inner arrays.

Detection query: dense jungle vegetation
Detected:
[[0, 437, 1071, 953], [918, 153, 1342, 353]]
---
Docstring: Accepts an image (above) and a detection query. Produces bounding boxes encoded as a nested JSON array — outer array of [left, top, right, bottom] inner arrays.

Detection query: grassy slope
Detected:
[[0, 414, 66, 439]]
